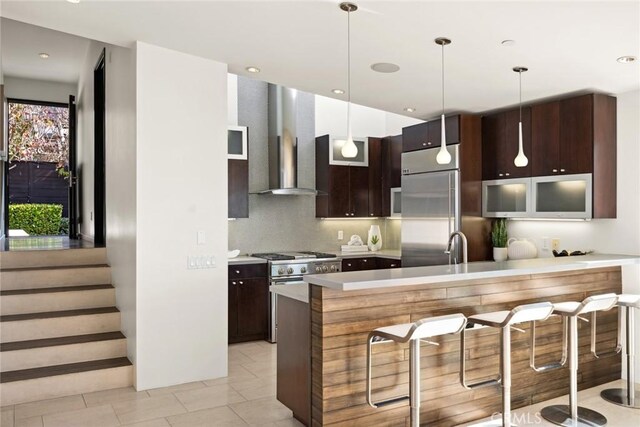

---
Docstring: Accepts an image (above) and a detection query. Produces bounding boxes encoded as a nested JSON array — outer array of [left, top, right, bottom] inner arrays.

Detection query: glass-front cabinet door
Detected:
[[532, 174, 592, 219], [482, 178, 531, 218]]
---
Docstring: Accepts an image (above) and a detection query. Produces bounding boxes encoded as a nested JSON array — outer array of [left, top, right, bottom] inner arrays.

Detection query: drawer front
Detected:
[[377, 257, 401, 269], [358, 257, 377, 270], [341, 258, 361, 272], [228, 263, 268, 279]]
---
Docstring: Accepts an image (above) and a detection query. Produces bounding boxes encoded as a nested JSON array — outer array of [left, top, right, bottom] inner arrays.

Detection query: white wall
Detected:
[[76, 41, 138, 372], [315, 94, 422, 138], [227, 73, 238, 126], [4, 76, 76, 104], [508, 89, 640, 377], [135, 42, 228, 390]]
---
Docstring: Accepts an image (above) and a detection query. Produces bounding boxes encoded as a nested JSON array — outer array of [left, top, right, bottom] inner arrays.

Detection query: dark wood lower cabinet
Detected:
[[341, 257, 401, 271], [228, 264, 269, 343]]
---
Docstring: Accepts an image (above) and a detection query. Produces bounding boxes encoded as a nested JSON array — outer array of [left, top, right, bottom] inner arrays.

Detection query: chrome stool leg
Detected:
[[601, 305, 640, 408], [501, 325, 512, 427], [410, 338, 420, 427], [541, 316, 608, 426]]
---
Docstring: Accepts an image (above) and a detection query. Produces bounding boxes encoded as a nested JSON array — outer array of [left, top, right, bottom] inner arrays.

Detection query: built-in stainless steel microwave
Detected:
[[483, 173, 593, 219]]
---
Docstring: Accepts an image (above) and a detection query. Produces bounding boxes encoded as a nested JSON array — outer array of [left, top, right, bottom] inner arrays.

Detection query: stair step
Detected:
[[1, 332, 127, 372], [1, 307, 121, 343], [0, 264, 112, 291], [1, 357, 132, 383], [0, 247, 108, 269], [1, 285, 115, 315], [0, 358, 133, 405]]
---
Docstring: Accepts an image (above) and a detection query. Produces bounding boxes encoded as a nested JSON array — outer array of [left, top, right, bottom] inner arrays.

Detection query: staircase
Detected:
[[0, 248, 132, 405]]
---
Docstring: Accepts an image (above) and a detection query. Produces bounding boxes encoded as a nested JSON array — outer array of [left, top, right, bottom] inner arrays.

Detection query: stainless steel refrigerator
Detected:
[[401, 145, 462, 267]]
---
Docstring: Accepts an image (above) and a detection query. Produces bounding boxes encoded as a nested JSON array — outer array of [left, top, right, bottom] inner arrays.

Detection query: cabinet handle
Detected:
[[560, 168, 566, 172], [351, 213, 355, 216], [345, 213, 349, 216], [232, 281, 237, 286], [552, 169, 558, 173], [390, 264, 397, 268], [505, 173, 510, 176], [422, 142, 427, 146], [235, 270, 240, 274], [362, 259, 367, 263], [499, 173, 504, 177], [239, 281, 243, 285], [347, 263, 352, 267], [370, 213, 374, 216]]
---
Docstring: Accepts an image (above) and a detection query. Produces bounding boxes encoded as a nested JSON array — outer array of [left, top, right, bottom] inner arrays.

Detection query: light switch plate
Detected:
[[338, 230, 344, 241], [197, 231, 206, 245], [187, 255, 216, 269]]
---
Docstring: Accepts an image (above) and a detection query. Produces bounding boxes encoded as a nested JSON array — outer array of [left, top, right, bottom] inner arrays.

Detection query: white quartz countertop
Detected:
[[304, 254, 640, 291], [270, 283, 309, 303], [228, 256, 268, 265], [330, 249, 402, 260]]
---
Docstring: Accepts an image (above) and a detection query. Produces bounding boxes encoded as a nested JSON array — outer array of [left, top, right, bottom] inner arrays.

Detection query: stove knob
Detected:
[[330, 265, 336, 272], [315, 266, 322, 273], [287, 267, 294, 274], [278, 267, 285, 275], [322, 265, 329, 273], [301, 267, 307, 274]]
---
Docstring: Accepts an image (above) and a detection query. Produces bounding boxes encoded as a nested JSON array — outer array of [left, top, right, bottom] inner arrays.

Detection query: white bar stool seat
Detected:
[[366, 313, 467, 427], [601, 293, 640, 409], [541, 293, 619, 427], [460, 302, 555, 426]]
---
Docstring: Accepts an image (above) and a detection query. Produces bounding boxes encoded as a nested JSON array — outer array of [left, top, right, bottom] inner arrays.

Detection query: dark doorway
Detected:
[[94, 50, 106, 246]]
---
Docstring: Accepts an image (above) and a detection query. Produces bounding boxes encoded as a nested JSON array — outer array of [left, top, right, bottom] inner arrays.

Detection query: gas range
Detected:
[[252, 251, 341, 278]]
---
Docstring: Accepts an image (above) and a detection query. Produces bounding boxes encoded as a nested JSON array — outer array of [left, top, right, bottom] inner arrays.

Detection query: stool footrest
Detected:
[[370, 395, 410, 408], [462, 377, 501, 390]]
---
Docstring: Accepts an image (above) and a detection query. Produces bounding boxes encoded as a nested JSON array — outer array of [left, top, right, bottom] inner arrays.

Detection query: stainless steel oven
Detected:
[[252, 252, 341, 343]]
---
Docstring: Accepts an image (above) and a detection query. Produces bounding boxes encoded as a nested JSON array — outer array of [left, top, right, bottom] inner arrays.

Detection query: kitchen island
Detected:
[[272, 255, 638, 426]]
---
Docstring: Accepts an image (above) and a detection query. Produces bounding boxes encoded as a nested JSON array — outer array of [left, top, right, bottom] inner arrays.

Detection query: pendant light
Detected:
[[435, 37, 451, 165], [513, 66, 529, 167], [340, 2, 358, 158]]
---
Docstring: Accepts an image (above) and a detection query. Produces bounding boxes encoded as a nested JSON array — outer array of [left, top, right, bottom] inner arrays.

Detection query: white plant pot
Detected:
[[493, 247, 508, 262], [368, 225, 382, 252]]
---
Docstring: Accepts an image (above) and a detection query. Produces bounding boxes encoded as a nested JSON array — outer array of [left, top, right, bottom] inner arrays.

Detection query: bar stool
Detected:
[[460, 302, 555, 426], [601, 293, 640, 409], [540, 293, 619, 427], [366, 313, 467, 427]]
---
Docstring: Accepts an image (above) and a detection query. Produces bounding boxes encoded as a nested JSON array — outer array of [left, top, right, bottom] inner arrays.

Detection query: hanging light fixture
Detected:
[[513, 66, 529, 167], [435, 37, 451, 165], [340, 2, 358, 158]]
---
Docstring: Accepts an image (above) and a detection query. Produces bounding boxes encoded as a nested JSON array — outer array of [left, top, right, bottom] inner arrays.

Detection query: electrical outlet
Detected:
[[338, 230, 344, 241], [551, 238, 560, 251], [197, 231, 206, 245]]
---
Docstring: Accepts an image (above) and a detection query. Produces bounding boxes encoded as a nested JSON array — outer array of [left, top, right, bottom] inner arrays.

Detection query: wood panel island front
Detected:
[[271, 255, 639, 427]]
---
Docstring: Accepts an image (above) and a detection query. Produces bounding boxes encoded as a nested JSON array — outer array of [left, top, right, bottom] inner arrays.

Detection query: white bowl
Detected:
[[228, 249, 240, 259]]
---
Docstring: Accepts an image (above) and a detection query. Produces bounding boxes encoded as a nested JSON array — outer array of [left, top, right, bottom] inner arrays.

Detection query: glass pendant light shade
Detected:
[[436, 114, 451, 164], [513, 66, 529, 167], [340, 2, 358, 159], [514, 121, 528, 167], [435, 37, 451, 165]]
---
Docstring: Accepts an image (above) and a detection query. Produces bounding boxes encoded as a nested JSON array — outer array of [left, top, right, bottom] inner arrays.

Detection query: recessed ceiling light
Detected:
[[245, 66, 260, 73], [501, 40, 516, 46], [66, 0, 81, 3], [38, 53, 50, 59], [370, 63, 400, 73], [404, 107, 416, 113], [617, 56, 637, 63], [332, 88, 345, 94]]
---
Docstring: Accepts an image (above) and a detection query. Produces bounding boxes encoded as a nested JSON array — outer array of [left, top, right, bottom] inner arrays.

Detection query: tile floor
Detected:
[[1, 341, 638, 427]]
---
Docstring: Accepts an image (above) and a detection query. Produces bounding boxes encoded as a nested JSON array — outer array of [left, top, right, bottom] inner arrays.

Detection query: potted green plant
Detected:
[[491, 218, 508, 261]]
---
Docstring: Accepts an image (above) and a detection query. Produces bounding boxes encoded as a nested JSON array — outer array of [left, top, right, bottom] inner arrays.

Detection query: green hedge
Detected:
[[9, 204, 63, 235]]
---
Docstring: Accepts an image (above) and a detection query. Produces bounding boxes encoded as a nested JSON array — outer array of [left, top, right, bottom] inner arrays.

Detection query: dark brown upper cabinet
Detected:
[[531, 101, 560, 176], [481, 107, 531, 180], [402, 115, 460, 152], [559, 95, 594, 175], [381, 135, 402, 217], [316, 135, 370, 218], [228, 159, 249, 218], [367, 138, 383, 217]]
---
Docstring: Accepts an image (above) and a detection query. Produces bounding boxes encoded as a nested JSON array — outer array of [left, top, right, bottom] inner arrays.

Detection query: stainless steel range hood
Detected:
[[259, 84, 317, 196]]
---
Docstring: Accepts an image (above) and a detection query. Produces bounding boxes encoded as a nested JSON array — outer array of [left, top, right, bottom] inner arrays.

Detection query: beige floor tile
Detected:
[[167, 406, 248, 426], [42, 404, 119, 427], [83, 386, 150, 407], [15, 417, 43, 427], [229, 397, 292, 425], [1, 407, 14, 427], [227, 351, 254, 366], [147, 382, 207, 397], [112, 394, 186, 425], [251, 419, 303, 427], [229, 377, 276, 401], [174, 385, 245, 412], [203, 366, 257, 387], [241, 361, 276, 379], [121, 419, 171, 427], [14, 395, 85, 420]]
